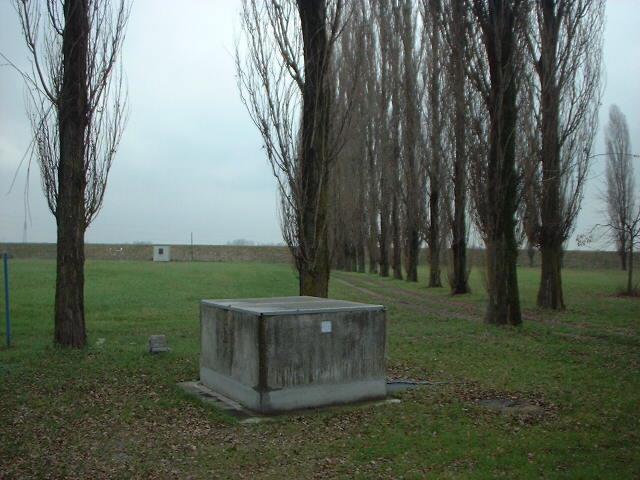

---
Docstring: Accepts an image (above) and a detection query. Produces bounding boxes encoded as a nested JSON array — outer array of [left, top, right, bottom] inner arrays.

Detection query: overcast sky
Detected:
[[1, 1, 639, 248]]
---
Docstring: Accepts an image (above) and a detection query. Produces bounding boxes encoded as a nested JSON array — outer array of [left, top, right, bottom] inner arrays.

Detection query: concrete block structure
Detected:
[[153, 245, 171, 262], [200, 296, 386, 413]]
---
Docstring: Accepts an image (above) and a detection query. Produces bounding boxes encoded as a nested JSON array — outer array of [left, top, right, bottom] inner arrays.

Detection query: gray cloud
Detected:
[[1, 0, 639, 248]]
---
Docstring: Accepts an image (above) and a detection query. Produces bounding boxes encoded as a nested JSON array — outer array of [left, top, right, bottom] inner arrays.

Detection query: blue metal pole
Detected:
[[3, 253, 10, 348]]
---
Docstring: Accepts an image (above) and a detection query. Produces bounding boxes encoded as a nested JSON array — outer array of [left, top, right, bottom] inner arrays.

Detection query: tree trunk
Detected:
[[367, 168, 379, 273], [451, 231, 469, 292], [392, 194, 403, 280], [377, 105, 390, 278], [334, 241, 345, 270], [619, 239, 627, 271], [428, 189, 442, 288], [297, 0, 331, 298], [450, 0, 469, 294], [527, 241, 535, 267], [379, 187, 390, 277], [344, 243, 351, 271], [356, 158, 367, 274], [628, 242, 634, 295], [366, 59, 379, 275], [368, 247, 378, 273], [54, 0, 90, 348], [427, 0, 442, 289], [481, 0, 522, 326], [537, 241, 565, 309], [55, 220, 86, 347], [536, 0, 565, 310], [300, 263, 330, 297], [298, 225, 329, 293], [405, 226, 419, 282], [399, 1, 421, 283], [356, 238, 366, 273], [348, 243, 357, 272], [485, 228, 522, 326]]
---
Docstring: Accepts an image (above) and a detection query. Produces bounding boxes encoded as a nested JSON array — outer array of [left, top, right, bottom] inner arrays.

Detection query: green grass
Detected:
[[1, 260, 639, 478]]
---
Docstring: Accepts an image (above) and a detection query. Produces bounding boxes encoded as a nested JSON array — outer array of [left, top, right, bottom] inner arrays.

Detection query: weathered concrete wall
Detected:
[[264, 310, 386, 388], [444, 248, 639, 271], [200, 304, 261, 410], [0, 243, 293, 263], [200, 297, 387, 413], [1, 242, 635, 270]]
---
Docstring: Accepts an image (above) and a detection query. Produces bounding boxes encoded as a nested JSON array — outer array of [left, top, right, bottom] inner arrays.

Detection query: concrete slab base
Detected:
[[177, 381, 255, 421], [177, 381, 401, 424]]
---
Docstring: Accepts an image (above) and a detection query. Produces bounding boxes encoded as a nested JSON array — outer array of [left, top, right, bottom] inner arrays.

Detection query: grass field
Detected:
[[1, 260, 639, 479]]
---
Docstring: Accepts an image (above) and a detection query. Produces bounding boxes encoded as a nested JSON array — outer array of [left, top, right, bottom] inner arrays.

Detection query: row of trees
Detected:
[[237, 0, 605, 325], [8, 0, 613, 346]]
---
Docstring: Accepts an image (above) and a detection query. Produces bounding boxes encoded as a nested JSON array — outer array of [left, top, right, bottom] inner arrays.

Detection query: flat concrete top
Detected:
[[201, 296, 384, 316]]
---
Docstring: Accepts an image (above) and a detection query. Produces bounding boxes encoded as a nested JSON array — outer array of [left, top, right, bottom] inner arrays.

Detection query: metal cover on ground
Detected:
[[201, 295, 384, 316]]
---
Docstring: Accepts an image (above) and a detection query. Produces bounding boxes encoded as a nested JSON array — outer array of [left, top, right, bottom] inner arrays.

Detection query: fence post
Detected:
[[3, 253, 10, 348]]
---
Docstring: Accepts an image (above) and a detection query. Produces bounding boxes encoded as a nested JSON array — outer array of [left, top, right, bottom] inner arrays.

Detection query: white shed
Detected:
[[153, 245, 171, 262]]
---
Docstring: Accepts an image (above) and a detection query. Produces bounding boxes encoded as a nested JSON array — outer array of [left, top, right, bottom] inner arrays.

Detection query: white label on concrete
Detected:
[[321, 321, 332, 333]]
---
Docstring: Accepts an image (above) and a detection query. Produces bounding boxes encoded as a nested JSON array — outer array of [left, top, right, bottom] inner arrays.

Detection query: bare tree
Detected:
[[372, 0, 394, 278], [297, 0, 345, 295], [604, 105, 638, 292], [387, 2, 404, 281], [468, 0, 526, 326], [332, 4, 368, 273], [442, 0, 471, 294], [398, 0, 425, 283], [524, 0, 604, 309], [519, 64, 542, 268], [363, 9, 380, 274], [605, 105, 634, 272], [13, 0, 129, 347], [424, 0, 444, 288], [236, 0, 344, 298], [354, 0, 396, 278]]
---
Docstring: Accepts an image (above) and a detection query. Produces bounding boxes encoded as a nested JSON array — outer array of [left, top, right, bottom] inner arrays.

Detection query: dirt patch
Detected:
[[456, 384, 558, 424]]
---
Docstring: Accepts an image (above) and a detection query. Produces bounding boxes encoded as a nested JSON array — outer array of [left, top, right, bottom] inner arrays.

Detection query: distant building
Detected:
[[153, 245, 171, 262]]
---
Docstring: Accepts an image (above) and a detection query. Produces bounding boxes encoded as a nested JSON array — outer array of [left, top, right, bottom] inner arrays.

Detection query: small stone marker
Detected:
[[148, 334, 170, 354]]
